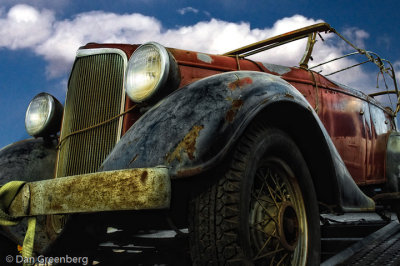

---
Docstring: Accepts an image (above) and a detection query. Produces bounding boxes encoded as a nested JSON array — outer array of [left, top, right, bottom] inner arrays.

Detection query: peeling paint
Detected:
[[197, 53, 213, 64], [262, 63, 292, 75], [175, 167, 203, 178], [225, 99, 244, 122], [285, 93, 294, 99], [167, 125, 204, 163], [228, 76, 253, 90]]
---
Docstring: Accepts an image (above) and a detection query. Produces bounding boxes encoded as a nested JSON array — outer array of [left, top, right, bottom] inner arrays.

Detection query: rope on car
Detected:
[[0, 181, 36, 266], [57, 104, 137, 149], [235, 54, 241, 70], [309, 70, 320, 113]]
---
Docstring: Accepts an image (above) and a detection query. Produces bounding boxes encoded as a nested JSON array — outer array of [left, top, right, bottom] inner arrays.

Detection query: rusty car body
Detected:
[[1, 23, 399, 265]]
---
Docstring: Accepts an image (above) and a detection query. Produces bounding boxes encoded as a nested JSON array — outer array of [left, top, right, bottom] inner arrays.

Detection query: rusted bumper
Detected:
[[8, 167, 170, 217]]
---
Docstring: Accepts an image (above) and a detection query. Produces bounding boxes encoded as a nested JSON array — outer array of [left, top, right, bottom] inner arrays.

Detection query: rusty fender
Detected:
[[8, 168, 170, 217], [100, 71, 375, 212]]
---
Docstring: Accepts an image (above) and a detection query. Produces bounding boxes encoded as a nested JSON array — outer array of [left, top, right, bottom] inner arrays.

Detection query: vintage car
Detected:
[[0, 23, 399, 265]]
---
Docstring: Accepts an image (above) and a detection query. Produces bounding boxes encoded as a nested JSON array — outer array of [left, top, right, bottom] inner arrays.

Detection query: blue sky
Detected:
[[1, 0, 400, 148]]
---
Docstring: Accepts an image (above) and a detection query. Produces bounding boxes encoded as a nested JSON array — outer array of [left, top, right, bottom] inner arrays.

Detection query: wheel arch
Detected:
[[252, 101, 338, 207]]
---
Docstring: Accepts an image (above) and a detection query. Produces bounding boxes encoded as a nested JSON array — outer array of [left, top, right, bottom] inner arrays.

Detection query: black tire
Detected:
[[189, 123, 320, 265]]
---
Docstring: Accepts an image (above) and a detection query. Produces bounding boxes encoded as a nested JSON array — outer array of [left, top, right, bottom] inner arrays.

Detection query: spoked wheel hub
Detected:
[[249, 158, 308, 265], [278, 202, 299, 251]]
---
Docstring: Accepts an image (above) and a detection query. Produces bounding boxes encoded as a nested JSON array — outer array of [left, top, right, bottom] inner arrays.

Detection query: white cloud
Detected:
[[342, 27, 369, 48], [1, 0, 69, 10], [177, 7, 199, 15], [0, 4, 54, 49], [394, 61, 400, 88], [394, 61, 400, 74], [35, 11, 162, 76], [0, 4, 389, 93]]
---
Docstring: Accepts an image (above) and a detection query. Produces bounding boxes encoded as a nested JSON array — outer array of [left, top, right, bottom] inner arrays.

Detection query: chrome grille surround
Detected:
[[56, 48, 127, 177]]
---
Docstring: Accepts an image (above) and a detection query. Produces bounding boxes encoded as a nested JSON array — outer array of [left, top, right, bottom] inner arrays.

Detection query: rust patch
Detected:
[[141, 171, 148, 183], [225, 99, 244, 122], [228, 77, 253, 90], [285, 93, 294, 99], [167, 125, 204, 163], [9, 168, 171, 217], [175, 167, 204, 178]]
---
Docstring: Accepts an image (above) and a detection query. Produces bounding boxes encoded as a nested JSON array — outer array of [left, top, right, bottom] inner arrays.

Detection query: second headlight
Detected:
[[25, 93, 63, 137]]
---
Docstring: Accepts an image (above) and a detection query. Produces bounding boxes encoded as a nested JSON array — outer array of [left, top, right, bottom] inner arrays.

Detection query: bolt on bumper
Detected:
[[8, 167, 170, 217]]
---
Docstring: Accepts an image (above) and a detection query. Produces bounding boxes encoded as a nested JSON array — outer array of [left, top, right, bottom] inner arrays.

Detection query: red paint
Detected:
[[228, 77, 253, 90], [81, 42, 394, 185]]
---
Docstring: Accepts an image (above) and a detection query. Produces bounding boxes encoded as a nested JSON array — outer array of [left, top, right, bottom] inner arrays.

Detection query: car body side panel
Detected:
[[100, 71, 375, 212], [318, 87, 368, 185], [367, 104, 392, 183]]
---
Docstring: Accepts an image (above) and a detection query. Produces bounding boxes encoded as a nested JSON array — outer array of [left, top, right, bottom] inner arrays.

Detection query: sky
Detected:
[[0, 0, 400, 148]]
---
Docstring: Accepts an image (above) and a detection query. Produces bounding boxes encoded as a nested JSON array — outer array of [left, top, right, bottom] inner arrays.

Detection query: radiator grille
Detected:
[[56, 51, 125, 177]]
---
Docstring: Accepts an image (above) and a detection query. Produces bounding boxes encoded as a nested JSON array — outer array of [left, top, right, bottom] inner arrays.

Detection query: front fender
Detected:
[[101, 71, 374, 212], [101, 71, 298, 173], [0, 138, 57, 184], [0, 138, 57, 249]]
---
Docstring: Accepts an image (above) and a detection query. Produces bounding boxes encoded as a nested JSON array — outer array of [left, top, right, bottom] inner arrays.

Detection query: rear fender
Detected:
[[101, 71, 375, 212], [386, 131, 400, 192]]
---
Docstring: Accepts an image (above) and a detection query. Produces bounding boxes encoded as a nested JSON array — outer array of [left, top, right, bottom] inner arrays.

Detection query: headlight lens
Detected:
[[125, 42, 170, 102], [25, 93, 63, 137]]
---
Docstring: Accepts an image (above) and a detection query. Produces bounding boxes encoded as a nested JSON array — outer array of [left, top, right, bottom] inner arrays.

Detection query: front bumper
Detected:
[[8, 167, 170, 217]]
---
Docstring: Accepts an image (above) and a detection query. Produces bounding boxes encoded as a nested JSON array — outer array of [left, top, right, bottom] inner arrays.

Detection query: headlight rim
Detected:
[[125, 41, 171, 103], [25, 92, 63, 137]]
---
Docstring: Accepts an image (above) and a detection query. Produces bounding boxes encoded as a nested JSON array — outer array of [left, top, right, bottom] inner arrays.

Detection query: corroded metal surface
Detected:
[[99, 70, 374, 212], [166, 125, 204, 163], [100, 71, 299, 175], [8, 168, 170, 217]]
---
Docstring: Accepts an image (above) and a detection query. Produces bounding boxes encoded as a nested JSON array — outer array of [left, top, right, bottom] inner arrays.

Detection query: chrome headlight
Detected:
[[125, 42, 179, 103], [25, 93, 63, 137]]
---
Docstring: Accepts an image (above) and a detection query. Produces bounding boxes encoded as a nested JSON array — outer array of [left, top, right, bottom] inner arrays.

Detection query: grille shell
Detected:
[[56, 49, 127, 177]]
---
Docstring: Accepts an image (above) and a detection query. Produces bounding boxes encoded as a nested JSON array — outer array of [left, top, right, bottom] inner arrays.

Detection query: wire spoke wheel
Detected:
[[249, 158, 307, 265], [189, 124, 320, 265]]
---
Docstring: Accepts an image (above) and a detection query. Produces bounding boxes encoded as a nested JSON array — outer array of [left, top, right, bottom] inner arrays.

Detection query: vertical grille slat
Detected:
[[57, 52, 125, 177]]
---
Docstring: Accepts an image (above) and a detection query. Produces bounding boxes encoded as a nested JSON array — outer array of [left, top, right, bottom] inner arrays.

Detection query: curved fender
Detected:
[[0, 138, 57, 249], [0, 138, 57, 184], [101, 71, 374, 211]]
